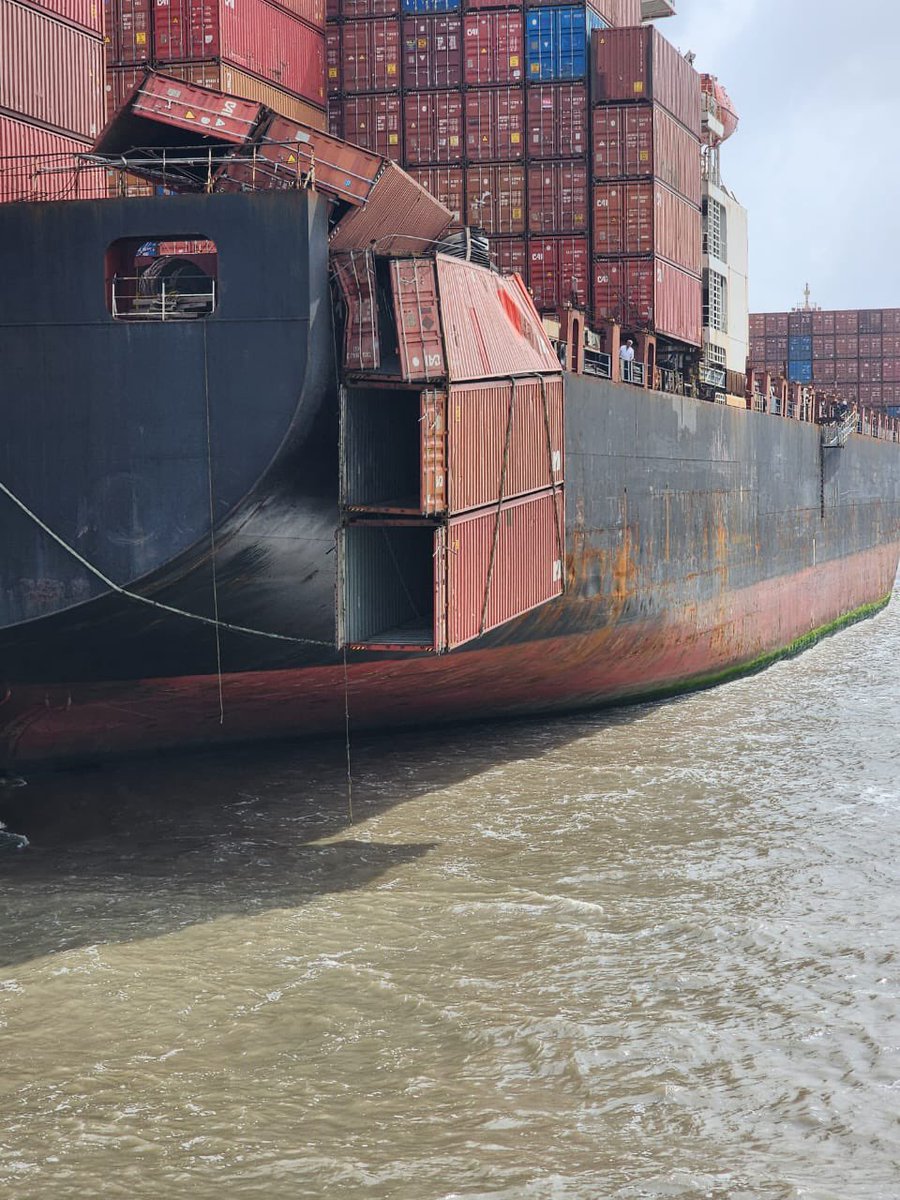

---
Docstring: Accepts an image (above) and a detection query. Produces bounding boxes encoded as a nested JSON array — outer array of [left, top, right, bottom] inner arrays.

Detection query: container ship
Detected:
[[1, 1, 899, 769]]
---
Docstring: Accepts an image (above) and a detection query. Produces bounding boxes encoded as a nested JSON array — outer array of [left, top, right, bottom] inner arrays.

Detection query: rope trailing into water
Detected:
[[203, 324, 226, 724]]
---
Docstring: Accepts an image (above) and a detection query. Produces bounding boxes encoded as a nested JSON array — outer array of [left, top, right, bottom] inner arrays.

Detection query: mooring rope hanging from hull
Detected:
[[0, 478, 332, 648]]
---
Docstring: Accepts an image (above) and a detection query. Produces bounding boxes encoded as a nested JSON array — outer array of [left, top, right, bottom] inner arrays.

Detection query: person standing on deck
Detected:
[[619, 338, 635, 382]]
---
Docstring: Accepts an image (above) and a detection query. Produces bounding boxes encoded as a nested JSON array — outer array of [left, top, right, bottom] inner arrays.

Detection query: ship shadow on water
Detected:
[[0, 707, 644, 969]]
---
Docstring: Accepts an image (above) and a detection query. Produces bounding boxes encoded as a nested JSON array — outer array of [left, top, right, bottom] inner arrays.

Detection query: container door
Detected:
[[390, 258, 446, 382]]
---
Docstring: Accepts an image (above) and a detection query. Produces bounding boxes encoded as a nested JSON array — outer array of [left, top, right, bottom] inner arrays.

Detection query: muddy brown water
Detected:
[[1, 601, 899, 1199]]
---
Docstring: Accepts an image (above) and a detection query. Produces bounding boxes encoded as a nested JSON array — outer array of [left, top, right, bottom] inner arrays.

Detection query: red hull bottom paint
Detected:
[[4, 543, 897, 767]]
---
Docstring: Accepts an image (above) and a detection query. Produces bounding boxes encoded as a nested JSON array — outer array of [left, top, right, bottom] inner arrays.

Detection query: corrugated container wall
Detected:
[[592, 181, 701, 274], [463, 11, 523, 86], [1, 0, 104, 139], [106, 0, 152, 64], [526, 82, 587, 159], [466, 163, 525, 234], [30, 0, 103, 30], [152, 0, 326, 107], [339, 94, 403, 159], [408, 166, 464, 224], [331, 18, 401, 93], [465, 86, 524, 161], [528, 161, 589, 233], [592, 25, 701, 136], [0, 114, 102, 201], [526, 5, 607, 83], [403, 14, 461, 88], [107, 63, 327, 126], [529, 235, 590, 313], [592, 103, 701, 207], [594, 257, 701, 346]]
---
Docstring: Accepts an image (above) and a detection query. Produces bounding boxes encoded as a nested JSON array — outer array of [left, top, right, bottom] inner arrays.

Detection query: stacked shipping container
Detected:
[[105, 0, 327, 132], [1, 0, 105, 200], [327, 0, 618, 317], [749, 308, 900, 412], [590, 25, 702, 344]]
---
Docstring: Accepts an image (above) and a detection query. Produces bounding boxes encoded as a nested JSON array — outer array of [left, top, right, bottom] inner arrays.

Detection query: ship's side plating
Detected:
[[1, 192, 899, 766]]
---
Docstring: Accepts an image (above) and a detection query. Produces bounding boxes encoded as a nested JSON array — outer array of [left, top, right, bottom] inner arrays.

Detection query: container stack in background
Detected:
[[749, 307, 900, 414], [0, 0, 106, 200], [590, 24, 702, 345], [327, 0, 664, 319], [105, 0, 328, 132]]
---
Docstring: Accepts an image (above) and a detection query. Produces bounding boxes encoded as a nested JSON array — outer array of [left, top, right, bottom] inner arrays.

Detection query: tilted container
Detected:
[[408, 165, 464, 224]]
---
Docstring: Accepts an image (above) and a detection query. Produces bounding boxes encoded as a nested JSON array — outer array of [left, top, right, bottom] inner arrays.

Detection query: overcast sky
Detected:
[[661, 0, 900, 313]]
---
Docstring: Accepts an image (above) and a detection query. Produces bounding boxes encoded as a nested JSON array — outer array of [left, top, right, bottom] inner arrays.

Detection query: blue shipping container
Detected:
[[788, 334, 812, 357], [402, 0, 459, 10], [526, 6, 607, 82], [787, 360, 813, 384]]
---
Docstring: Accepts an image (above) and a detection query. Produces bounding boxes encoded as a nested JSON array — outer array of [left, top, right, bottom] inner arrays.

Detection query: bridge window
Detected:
[[106, 237, 218, 320]]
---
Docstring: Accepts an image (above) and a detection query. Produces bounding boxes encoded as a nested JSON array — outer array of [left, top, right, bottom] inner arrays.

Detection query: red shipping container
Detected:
[[592, 25, 701, 137], [765, 312, 788, 336], [529, 235, 589, 314], [765, 335, 787, 358], [402, 15, 461, 89], [882, 333, 900, 356], [834, 335, 858, 358], [435, 253, 561, 379], [327, 95, 341, 138], [466, 163, 525, 234], [130, 70, 265, 142], [528, 161, 588, 233], [107, 0, 152, 64], [812, 335, 835, 360], [340, 94, 402, 159], [834, 310, 858, 334], [748, 313, 765, 337], [445, 491, 564, 649], [490, 236, 527, 277], [811, 310, 835, 334], [341, 0, 397, 15], [860, 383, 883, 405], [404, 91, 463, 165], [326, 26, 341, 94], [465, 86, 524, 162], [835, 361, 859, 382], [859, 334, 882, 357], [463, 10, 523, 86], [591, 0, 641, 24], [593, 181, 700, 274], [153, 0, 326, 107], [591, 102, 700, 207], [859, 358, 883, 383], [1, 0, 104, 139], [110, 62, 327, 127], [408, 166, 464, 224], [859, 310, 882, 334], [0, 114, 105, 201], [420, 377, 564, 515], [883, 310, 900, 333], [816, 360, 836, 383], [330, 161, 451, 254], [593, 257, 701, 346], [329, 18, 400, 94], [526, 82, 587, 160], [24, 0, 103, 32]]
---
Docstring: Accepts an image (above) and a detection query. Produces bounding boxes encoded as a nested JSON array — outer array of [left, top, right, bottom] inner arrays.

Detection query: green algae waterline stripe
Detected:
[[644, 593, 894, 706]]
